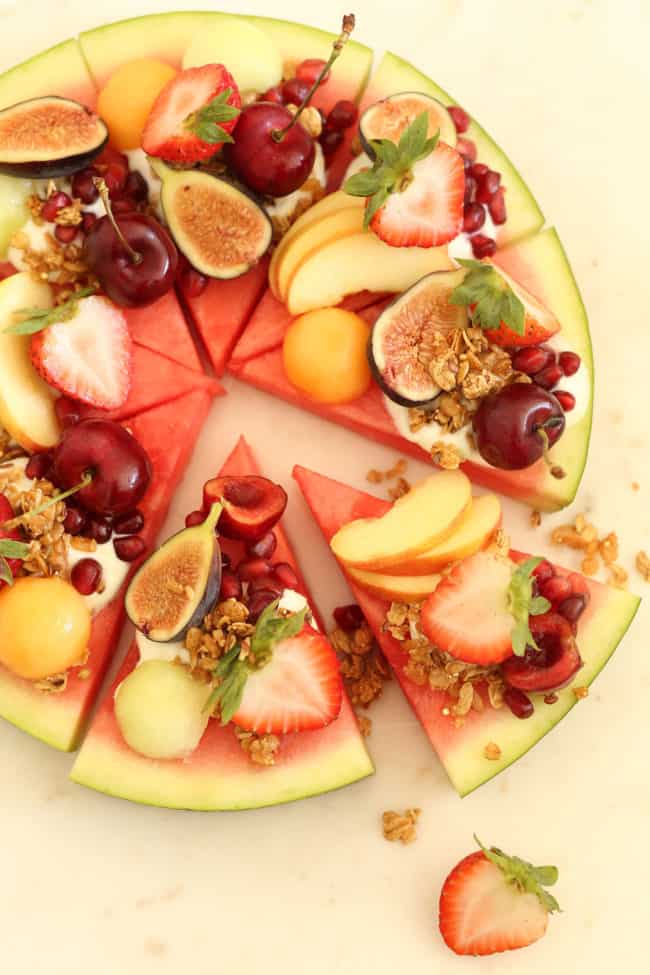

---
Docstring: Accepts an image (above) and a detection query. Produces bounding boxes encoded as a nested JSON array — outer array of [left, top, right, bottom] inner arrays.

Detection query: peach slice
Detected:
[[347, 566, 441, 602], [382, 493, 502, 576], [331, 470, 471, 571], [274, 207, 365, 302]]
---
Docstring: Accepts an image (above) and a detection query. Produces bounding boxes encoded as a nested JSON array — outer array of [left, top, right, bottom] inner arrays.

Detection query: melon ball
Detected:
[[283, 308, 372, 404], [97, 59, 177, 150], [0, 577, 91, 680], [115, 660, 211, 760], [182, 16, 282, 94]]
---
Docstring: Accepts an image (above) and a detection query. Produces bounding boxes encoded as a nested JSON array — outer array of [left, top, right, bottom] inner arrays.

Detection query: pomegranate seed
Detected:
[[25, 452, 52, 481], [55, 225, 78, 244], [182, 267, 208, 298], [124, 170, 148, 202], [448, 105, 470, 133], [544, 692, 559, 705], [220, 570, 242, 600], [555, 390, 576, 412], [282, 77, 311, 106], [114, 535, 146, 562], [327, 99, 358, 131], [249, 576, 283, 596], [55, 397, 82, 428], [463, 202, 486, 234], [504, 685, 534, 719], [63, 505, 88, 536], [295, 58, 330, 86], [319, 128, 344, 157], [557, 594, 587, 625], [81, 212, 97, 234], [41, 191, 72, 222], [333, 604, 365, 631], [222, 480, 264, 508], [539, 574, 573, 604], [260, 86, 284, 104], [456, 137, 477, 162], [475, 170, 501, 204], [464, 175, 477, 204], [532, 559, 555, 585], [470, 163, 488, 180], [238, 558, 273, 582], [185, 510, 206, 528], [248, 589, 280, 623], [559, 351, 581, 376], [113, 509, 144, 535], [488, 187, 507, 225], [103, 160, 128, 196], [88, 517, 113, 545], [71, 169, 99, 204], [511, 346, 554, 376], [111, 198, 135, 215], [568, 572, 590, 598], [247, 531, 277, 560], [534, 363, 563, 390], [272, 561, 299, 590], [471, 234, 497, 259], [71, 558, 103, 595]]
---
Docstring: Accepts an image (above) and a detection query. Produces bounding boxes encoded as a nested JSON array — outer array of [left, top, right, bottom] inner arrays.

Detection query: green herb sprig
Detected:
[[507, 557, 551, 656], [5, 286, 96, 336]]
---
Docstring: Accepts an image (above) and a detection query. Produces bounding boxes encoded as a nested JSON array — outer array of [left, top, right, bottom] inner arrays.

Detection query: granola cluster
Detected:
[[330, 620, 390, 717], [382, 808, 421, 845], [0, 468, 69, 578], [234, 727, 280, 766], [550, 513, 627, 586], [184, 598, 254, 680]]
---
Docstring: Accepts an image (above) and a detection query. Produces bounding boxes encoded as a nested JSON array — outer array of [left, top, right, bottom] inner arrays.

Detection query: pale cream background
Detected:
[[1, 2, 649, 973]]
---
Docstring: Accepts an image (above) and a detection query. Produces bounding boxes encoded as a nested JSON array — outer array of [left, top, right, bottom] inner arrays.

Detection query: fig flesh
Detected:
[[359, 92, 457, 158], [0, 97, 108, 178]]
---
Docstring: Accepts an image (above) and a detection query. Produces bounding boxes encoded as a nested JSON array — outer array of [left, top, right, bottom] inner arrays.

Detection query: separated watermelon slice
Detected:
[[293, 464, 640, 797], [0, 389, 215, 751], [71, 436, 373, 809]]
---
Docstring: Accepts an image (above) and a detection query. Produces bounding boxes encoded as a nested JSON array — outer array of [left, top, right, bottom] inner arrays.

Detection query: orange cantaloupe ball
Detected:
[[0, 577, 91, 680], [97, 59, 177, 151], [283, 308, 372, 404]]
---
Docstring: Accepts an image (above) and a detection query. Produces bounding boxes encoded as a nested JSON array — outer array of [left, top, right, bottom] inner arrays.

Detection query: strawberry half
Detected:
[[420, 550, 516, 665], [232, 624, 343, 735], [141, 64, 241, 164], [480, 264, 561, 346], [370, 142, 465, 248], [439, 839, 560, 956], [31, 295, 132, 410]]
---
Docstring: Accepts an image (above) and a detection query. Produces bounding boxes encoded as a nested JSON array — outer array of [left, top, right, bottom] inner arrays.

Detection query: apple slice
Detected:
[[274, 207, 365, 302], [269, 190, 364, 297], [286, 232, 454, 316], [0, 272, 59, 451], [347, 566, 441, 602], [383, 493, 502, 576], [331, 470, 471, 571]]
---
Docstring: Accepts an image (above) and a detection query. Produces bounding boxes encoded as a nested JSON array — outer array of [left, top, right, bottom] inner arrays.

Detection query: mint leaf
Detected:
[[204, 643, 248, 723], [474, 836, 561, 914], [251, 598, 307, 666], [450, 263, 525, 336], [184, 88, 240, 146], [0, 539, 30, 560], [6, 287, 96, 335], [507, 557, 551, 656], [0, 557, 14, 586]]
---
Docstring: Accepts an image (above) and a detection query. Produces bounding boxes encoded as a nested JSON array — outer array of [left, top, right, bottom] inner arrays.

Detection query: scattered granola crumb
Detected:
[[388, 476, 411, 500], [581, 555, 600, 576], [484, 742, 501, 761], [234, 727, 280, 766], [366, 458, 408, 488], [608, 563, 628, 588], [635, 550, 650, 582], [551, 515, 630, 583], [431, 440, 463, 470], [632, 481, 640, 491], [357, 714, 372, 738], [382, 808, 421, 845], [530, 510, 542, 528], [366, 469, 384, 484], [573, 686, 589, 700]]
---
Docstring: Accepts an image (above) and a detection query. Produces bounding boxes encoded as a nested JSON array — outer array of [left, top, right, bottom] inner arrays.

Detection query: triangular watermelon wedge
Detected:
[[293, 464, 640, 797], [71, 437, 374, 810], [124, 291, 202, 372], [0, 389, 214, 752]]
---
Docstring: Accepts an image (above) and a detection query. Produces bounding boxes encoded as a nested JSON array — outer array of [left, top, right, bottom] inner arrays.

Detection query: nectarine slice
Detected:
[[382, 494, 502, 575], [331, 470, 471, 571], [347, 566, 441, 602], [274, 207, 365, 302]]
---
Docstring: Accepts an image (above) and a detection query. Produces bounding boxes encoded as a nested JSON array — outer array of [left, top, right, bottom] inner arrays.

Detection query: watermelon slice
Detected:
[[124, 291, 201, 372], [0, 389, 214, 752], [0, 38, 97, 109], [70, 436, 374, 810], [293, 464, 640, 797]]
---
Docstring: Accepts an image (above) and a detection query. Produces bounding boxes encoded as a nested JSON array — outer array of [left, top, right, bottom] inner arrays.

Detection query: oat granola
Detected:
[[382, 808, 421, 845], [184, 598, 254, 680], [234, 727, 280, 766], [330, 620, 390, 710]]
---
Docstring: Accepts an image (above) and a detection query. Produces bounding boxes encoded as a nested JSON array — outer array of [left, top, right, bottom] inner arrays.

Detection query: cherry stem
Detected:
[[271, 13, 356, 143], [535, 425, 566, 480], [0, 473, 93, 531], [92, 177, 143, 266]]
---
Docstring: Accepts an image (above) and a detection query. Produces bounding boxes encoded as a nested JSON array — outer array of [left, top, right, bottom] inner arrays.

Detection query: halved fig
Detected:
[[160, 167, 272, 279], [368, 267, 468, 407], [359, 92, 457, 157], [202, 475, 287, 542], [0, 97, 108, 178], [125, 503, 223, 642]]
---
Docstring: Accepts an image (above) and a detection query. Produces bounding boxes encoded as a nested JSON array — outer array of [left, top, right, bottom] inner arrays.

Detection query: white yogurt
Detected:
[[265, 143, 326, 223]]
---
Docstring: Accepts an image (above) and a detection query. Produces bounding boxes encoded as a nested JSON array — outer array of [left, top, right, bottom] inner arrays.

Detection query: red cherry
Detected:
[[472, 383, 565, 470], [448, 106, 470, 133], [502, 613, 583, 692]]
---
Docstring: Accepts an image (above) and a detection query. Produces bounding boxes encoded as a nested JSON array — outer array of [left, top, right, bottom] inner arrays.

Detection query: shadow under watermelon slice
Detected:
[[293, 464, 640, 797], [70, 436, 374, 810], [0, 389, 214, 752]]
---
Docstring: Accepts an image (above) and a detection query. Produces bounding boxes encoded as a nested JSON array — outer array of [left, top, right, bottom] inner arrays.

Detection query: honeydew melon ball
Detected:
[[182, 16, 283, 95], [115, 659, 211, 760]]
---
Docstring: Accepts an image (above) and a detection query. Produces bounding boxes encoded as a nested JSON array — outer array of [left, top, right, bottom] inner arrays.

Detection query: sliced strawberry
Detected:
[[0, 493, 25, 586], [479, 264, 561, 347], [232, 625, 343, 734], [420, 550, 515, 665], [31, 295, 132, 410], [141, 64, 241, 164], [439, 841, 560, 956], [370, 142, 465, 248]]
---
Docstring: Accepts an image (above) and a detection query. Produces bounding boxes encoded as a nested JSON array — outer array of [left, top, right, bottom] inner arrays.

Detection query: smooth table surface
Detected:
[[2, 2, 649, 973]]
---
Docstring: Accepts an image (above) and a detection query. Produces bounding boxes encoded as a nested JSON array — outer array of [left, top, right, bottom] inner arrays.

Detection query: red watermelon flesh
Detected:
[[293, 464, 640, 796], [124, 290, 201, 371], [0, 389, 214, 752], [178, 257, 270, 377], [70, 436, 373, 810]]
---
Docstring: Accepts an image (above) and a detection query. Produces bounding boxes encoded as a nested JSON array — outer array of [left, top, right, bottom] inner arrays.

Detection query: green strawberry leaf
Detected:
[[475, 836, 561, 914], [5, 287, 96, 336], [450, 261, 526, 336], [184, 88, 240, 146], [507, 557, 551, 657], [344, 169, 385, 197]]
